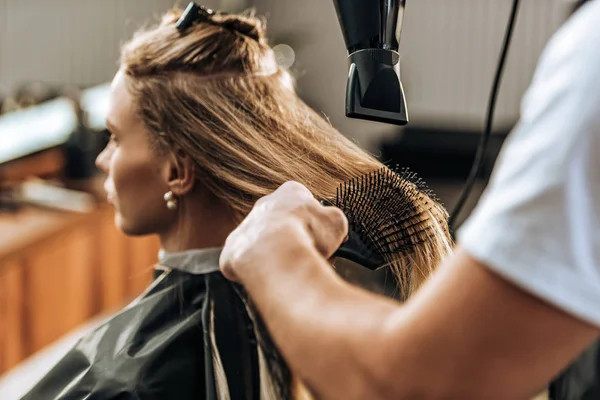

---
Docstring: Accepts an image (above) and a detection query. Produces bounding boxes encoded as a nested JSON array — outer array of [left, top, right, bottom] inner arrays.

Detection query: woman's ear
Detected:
[[164, 151, 196, 196]]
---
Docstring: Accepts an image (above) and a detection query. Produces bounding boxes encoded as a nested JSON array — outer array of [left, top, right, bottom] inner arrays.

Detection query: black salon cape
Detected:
[[21, 269, 260, 400], [549, 341, 600, 400]]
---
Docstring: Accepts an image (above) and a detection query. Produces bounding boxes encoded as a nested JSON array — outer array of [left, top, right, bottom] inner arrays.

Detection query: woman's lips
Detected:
[[104, 183, 115, 205]]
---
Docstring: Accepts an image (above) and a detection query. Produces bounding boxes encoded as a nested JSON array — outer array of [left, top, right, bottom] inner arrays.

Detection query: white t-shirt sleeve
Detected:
[[458, 2, 600, 327]]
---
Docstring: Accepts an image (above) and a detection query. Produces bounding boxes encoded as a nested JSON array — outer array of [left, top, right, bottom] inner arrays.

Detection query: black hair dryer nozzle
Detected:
[[333, 0, 408, 126]]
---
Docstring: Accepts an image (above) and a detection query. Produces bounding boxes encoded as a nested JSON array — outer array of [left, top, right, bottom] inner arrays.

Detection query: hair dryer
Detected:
[[333, 0, 408, 125]]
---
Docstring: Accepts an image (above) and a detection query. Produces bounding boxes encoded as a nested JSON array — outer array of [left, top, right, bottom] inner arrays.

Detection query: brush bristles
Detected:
[[334, 166, 448, 264]]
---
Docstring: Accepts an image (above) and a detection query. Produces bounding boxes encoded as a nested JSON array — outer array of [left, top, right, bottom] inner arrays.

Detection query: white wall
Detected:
[[254, 0, 575, 151], [0, 0, 221, 92], [0, 0, 577, 152]]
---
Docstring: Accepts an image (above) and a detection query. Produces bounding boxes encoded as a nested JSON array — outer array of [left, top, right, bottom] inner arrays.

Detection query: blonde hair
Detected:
[[120, 8, 453, 399]]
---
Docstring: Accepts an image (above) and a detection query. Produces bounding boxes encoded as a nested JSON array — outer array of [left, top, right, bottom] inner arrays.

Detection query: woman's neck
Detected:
[[160, 228, 227, 253], [159, 197, 237, 253]]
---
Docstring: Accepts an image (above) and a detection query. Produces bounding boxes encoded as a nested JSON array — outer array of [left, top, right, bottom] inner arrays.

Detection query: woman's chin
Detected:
[[114, 212, 154, 237], [114, 212, 135, 236]]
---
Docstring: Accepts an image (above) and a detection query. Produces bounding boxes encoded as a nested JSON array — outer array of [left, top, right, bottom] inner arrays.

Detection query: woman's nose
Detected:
[[95, 144, 112, 173]]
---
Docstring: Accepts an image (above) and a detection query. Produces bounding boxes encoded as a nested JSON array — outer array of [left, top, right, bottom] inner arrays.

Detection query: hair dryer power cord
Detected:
[[448, 0, 521, 232]]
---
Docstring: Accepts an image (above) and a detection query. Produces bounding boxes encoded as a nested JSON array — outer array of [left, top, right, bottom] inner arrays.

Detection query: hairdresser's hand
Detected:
[[220, 181, 348, 282]]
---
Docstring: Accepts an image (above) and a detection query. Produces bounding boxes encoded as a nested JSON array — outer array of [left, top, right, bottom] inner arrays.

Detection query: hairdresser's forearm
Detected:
[[239, 244, 408, 400], [238, 243, 600, 400]]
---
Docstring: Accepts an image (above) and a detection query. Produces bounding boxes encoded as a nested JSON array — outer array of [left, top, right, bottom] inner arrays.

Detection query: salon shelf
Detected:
[[0, 187, 160, 376]]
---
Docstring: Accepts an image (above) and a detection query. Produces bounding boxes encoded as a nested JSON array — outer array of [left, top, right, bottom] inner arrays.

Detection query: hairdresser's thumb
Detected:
[[219, 227, 246, 282], [313, 205, 348, 259]]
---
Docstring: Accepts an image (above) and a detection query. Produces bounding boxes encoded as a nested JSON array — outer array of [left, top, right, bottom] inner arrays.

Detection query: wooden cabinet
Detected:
[[0, 203, 159, 374]]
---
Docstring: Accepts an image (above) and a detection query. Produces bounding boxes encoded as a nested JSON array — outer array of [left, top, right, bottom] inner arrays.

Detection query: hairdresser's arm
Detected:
[[220, 6, 600, 397], [220, 184, 598, 400]]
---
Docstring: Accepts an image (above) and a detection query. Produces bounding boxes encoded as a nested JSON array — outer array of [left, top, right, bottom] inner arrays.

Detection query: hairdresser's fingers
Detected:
[[308, 205, 349, 259], [220, 181, 348, 282], [253, 181, 313, 210], [270, 182, 348, 258], [220, 181, 315, 282], [219, 229, 242, 282], [269, 181, 348, 259], [272, 181, 316, 208]]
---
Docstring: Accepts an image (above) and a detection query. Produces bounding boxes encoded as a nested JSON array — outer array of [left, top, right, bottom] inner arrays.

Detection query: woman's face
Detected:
[[95, 70, 174, 236]]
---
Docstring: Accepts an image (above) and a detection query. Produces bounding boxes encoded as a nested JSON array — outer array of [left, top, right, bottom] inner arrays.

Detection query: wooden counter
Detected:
[[0, 198, 159, 375]]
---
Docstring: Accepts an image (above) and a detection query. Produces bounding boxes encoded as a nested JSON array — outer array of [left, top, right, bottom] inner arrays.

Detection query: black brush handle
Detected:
[[334, 243, 380, 270], [334, 230, 383, 270], [320, 200, 384, 270]]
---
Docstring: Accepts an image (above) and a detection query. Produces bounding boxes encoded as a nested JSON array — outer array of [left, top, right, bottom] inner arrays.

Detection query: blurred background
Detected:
[[0, 0, 585, 398]]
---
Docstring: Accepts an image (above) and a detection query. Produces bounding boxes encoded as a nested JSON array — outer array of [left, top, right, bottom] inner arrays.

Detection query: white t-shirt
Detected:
[[458, 1, 600, 326]]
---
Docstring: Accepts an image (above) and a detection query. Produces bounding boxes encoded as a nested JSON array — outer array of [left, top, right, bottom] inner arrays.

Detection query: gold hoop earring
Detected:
[[164, 191, 178, 211]]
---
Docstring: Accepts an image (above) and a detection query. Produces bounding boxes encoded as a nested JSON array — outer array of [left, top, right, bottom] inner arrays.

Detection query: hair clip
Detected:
[[176, 2, 215, 32]]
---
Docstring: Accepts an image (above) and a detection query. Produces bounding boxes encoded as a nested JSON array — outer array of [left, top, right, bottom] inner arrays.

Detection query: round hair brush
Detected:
[[327, 166, 448, 270]]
